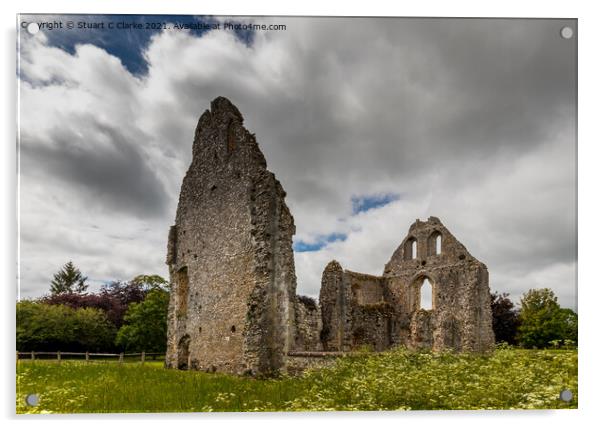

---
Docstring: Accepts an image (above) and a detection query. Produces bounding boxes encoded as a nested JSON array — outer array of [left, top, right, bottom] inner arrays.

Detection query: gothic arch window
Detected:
[[420, 277, 434, 310], [428, 231, 442, 256], [404, 237, 418, 260]]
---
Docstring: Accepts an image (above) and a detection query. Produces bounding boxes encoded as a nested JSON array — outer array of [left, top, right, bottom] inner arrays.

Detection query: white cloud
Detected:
[[18, 17, 577, 310]]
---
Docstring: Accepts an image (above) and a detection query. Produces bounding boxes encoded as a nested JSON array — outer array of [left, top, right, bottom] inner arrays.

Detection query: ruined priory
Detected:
[[165, 97, 495, 375]]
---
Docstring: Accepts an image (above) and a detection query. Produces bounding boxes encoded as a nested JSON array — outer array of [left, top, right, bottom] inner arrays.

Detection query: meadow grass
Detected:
[[16, 347, 577, 413]]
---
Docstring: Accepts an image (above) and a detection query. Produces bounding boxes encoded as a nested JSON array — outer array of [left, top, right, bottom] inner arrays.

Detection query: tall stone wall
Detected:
[[165, 97, 297, 375]]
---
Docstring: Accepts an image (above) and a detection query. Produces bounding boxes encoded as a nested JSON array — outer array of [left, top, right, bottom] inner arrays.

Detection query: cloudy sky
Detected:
[[17, 15, 577, 309]]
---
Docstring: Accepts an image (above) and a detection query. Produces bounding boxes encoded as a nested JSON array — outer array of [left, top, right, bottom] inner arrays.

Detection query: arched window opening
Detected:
[[177, 334, 191, 370], [420, 278, 433, 310], [404, 237, 418, 260], [428, 231, 442, 256]]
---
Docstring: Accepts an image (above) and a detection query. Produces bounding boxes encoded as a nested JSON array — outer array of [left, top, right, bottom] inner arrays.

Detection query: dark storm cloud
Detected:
[[18, 17, 577, 309], [20, 115, 169, 218]]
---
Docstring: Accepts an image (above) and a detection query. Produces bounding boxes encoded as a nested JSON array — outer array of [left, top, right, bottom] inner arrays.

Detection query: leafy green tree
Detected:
[[16, 301, 115, 351], [517, 288, 578, 348], [490, 291, 520, 345], [130, 274, 169, 291], [555, 308, 578, 347], [115, 288, 170, 352], [50, 261, 89, 295]]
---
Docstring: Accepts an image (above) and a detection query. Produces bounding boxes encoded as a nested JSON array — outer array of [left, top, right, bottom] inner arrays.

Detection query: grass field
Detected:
[[16, 347, 577, 413]]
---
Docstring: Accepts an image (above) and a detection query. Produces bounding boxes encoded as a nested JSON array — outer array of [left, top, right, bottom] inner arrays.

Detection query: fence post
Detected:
[[141, 351, 145, 364], [85, 351, 89, 363], [119, 352, 124, 364], [31, 351, 35, 361], [57, 351, 61, 364]]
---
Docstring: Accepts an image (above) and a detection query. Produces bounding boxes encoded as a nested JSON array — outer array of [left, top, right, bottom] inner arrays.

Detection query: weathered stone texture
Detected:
[[293, 296, 322, 351], [165, 97, 297, 375], [166, 98, 494, 377], [319, 216, 495, 353]]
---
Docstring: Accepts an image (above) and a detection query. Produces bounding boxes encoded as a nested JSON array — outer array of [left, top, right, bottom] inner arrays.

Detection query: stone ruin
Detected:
[[165, 96, 495, 376]]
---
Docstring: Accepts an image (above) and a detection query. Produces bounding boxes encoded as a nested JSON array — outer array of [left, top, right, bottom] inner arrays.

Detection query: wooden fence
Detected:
[[16, 351, 165, 364]]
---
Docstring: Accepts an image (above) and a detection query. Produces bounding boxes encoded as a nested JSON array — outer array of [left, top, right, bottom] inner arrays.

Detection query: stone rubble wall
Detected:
[[293, 296, 322, 351], [316, 216, 495, 354], [165, 97, 297, 376], [166, 98, 494, 377]]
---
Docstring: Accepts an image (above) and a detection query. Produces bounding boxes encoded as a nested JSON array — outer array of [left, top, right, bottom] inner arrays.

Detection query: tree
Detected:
[[98, 280, 147, 326], [50, 261, 89, 295], [42, 275, 168, 328], [517, 288, 578, 348], [115, 288, 170, 352], [490, 291, 520, 345], [16, 301, 116, 352], [130, 274, 169, 291]]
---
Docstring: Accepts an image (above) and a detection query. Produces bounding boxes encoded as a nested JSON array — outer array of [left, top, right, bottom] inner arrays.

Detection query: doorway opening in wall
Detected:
[[420, 278, 433, 310], [177, 334, 191, 370]]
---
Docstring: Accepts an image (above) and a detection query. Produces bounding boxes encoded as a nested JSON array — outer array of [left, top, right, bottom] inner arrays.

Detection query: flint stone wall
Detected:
[[319, 217, 495, 353], [293, 296, 322, 351], [165, 97, 297, 375], [166, 98, 494, 377]]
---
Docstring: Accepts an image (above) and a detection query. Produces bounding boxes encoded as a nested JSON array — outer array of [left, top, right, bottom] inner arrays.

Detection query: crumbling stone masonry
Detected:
[[319, 217, 495, 353], [165, 97, 300, 375], [166, 97, 494, 376]]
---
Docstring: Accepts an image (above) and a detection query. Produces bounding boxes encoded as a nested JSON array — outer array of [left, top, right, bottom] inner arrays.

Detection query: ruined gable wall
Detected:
[[383, 217, 494, 352], [165, 97, 297, 375]]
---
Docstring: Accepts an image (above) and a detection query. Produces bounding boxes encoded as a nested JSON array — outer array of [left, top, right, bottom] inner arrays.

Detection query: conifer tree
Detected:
[[50, 261, 89, 295]]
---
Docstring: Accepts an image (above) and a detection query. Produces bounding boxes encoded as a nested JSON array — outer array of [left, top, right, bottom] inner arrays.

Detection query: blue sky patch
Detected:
[[352, 193, 400, 215], [294, 232, 347, 252]]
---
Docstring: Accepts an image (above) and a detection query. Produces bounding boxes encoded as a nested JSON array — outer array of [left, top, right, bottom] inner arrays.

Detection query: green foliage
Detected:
[[16, 301, 115, 352], [50, 261, 89, 295], [16, 348, 577, 413], [517, 288, 578, 348], [130, 274, 169, 291], [115, 288, 169, 352]]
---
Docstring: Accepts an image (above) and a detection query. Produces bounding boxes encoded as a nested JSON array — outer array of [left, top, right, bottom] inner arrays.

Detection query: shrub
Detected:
[[16, 301, 116, 352]]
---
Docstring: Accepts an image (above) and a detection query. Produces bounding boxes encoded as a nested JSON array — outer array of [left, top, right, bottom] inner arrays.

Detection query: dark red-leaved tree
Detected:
[[41, 280, 148, 328], [490, 291, 521, 345]]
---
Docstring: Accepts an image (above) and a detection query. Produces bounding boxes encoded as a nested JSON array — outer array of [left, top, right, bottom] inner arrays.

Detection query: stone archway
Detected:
[[409, 273, 437, 349], [410, 273, 437, 312], [177, 334, 191, 370]]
